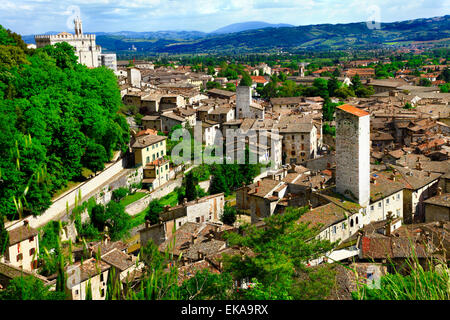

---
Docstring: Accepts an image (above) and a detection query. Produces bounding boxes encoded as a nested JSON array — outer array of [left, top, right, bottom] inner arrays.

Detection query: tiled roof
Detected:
[[424, 193, 450, 208], [298, 202, 348, 231], [337, 104, 370, 117], [8, 224, 38, 246], [131, 134, 166, 149], [101, 248, 135, 272]]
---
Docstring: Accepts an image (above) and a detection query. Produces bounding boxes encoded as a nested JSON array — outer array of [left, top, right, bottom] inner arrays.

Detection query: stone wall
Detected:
[[125, 177, 183, 216], [7, 158, 143, 231]]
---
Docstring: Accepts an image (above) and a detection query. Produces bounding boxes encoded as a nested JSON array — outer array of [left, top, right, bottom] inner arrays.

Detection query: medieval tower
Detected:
[[335, 104, 370, 207]]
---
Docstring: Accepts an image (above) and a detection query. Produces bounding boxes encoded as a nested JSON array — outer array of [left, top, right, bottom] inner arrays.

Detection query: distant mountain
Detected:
[[22, 15, 450, 54], [211, 21, 294, 34], [157, 15, 450, 54]]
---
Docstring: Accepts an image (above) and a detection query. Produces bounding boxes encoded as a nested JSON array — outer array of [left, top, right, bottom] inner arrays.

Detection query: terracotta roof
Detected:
[[337, 104, 370, 117]]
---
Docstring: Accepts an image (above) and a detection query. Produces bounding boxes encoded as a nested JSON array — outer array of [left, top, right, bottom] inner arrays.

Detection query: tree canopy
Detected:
[[0, 25, 129, 220]]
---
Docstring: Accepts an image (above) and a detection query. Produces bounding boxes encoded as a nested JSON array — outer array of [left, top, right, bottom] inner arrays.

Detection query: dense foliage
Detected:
[[0, 276, 65, 300], [0, 25, 129, 220], [222, 206, 336, 299]]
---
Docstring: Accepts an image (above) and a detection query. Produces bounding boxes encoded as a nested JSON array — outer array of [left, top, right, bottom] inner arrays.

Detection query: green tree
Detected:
[[82, 141, 108, 173], [146, 199, 164, 225], [179, 270, 234, 300], [222, 206, 335, 299], [221, 203, 237, 225], [104, 201, 131, 241], [419, 78, 432, 87], [112, 187, 129, 202], [239, 72, 253, 87], [0, 217, 9, 255], [185, 171, 198, 201], [0, 276, 66, 300]]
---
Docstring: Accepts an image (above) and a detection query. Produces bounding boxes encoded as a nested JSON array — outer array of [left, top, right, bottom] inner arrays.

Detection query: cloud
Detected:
[[1, 0, 448, 35]]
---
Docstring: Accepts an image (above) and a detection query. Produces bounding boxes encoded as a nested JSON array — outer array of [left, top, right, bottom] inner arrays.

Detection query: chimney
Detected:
[[390, 174, 396, 181], [23, 220, 29, 227], [183, 198, 188, 205], [255, 187, 259, 193], [197, 251, 204, 260], [385, 211, 393, 236], [257, 180, 261, 187], [164, 205, 170, 212], [437, 187, 442, 196], [416, 162, 423, 171]]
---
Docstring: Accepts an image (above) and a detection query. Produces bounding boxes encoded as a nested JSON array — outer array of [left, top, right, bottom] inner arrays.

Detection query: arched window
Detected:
[[350, 219, 354, 227], [356, 216, 359, 225]]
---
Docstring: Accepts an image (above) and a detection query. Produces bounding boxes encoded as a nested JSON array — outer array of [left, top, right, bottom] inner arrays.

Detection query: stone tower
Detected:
[[74, 17, 83, 36], [236, 86, 251, 119], [335, 104, 370, 207]]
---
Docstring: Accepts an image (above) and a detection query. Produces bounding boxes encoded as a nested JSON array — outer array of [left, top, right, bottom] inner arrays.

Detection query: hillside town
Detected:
[[0, 13, 449, 302]]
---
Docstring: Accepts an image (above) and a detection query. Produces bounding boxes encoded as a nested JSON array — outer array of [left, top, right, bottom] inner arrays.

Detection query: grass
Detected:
[[120, 192, 147, 207], [159, 191, 179, 207], [129, 208, 148, 229], [52, 181, 82, 200], [352, 241, 450, 300]]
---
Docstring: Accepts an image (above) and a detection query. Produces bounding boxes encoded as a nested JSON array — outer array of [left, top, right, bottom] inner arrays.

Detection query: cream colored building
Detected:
[[66, 258, 110, 300], [3, 221, 39, 271], [131, 134, 167, 167], [35, 18, 101, 68]]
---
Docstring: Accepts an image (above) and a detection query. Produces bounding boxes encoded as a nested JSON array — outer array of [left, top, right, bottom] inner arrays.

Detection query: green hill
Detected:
[[95, 15, 450, 54]]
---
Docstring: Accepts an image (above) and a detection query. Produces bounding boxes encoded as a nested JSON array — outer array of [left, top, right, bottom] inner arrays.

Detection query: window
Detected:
[[333, 226, 337, 234], [350, 219, 354, 227], [396, 209, 400, 216], [29, 248, 35, 256], [356, 216, 359, 225], [301, 144, 305, 151], [146, 147, 149, 152], [386, 198, 390, 204], [342, 222, 346, 230], [378, 202, 382, 208], [166, 165, 168, 170], [75, 290, 79, 295], [196, 217, 200, 223], [152, 154, 156, 161], [146, 156, 150, 163], [397, 194, 400, 200], [152, 145, 155, 149], [101, 289, 105, 297], [291, 151, 295, 156], [157, 152, 159, 158], [370, 206, 374, 211], [179, 222, 182, 227], [301, 135, 304, 140], [100, 273, 104, 282], [291, 135, 295, 140], [17, 253, 23, 262]]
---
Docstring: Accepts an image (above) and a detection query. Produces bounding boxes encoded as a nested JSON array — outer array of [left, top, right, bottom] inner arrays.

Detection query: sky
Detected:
[[1, 0, 449, 35]]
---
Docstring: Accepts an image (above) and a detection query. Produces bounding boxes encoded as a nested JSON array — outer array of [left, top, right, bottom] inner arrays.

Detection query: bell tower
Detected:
[[74, 17, 83, 36], [335, 104, 370, 207]]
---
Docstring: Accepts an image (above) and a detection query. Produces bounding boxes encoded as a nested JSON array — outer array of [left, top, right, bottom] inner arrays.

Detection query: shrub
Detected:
[[112, 187, 129, 202]]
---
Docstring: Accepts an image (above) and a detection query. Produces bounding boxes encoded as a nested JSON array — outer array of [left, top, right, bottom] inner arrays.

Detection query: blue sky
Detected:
[[1, 0, 449, 35]]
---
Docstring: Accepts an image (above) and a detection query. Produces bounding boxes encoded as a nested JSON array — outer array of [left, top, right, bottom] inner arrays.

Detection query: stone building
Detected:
[[424, 192, 450, 222], [335, 104, 371, 207], [35, 17, 101, 68], [2, 221, 39, 271]]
